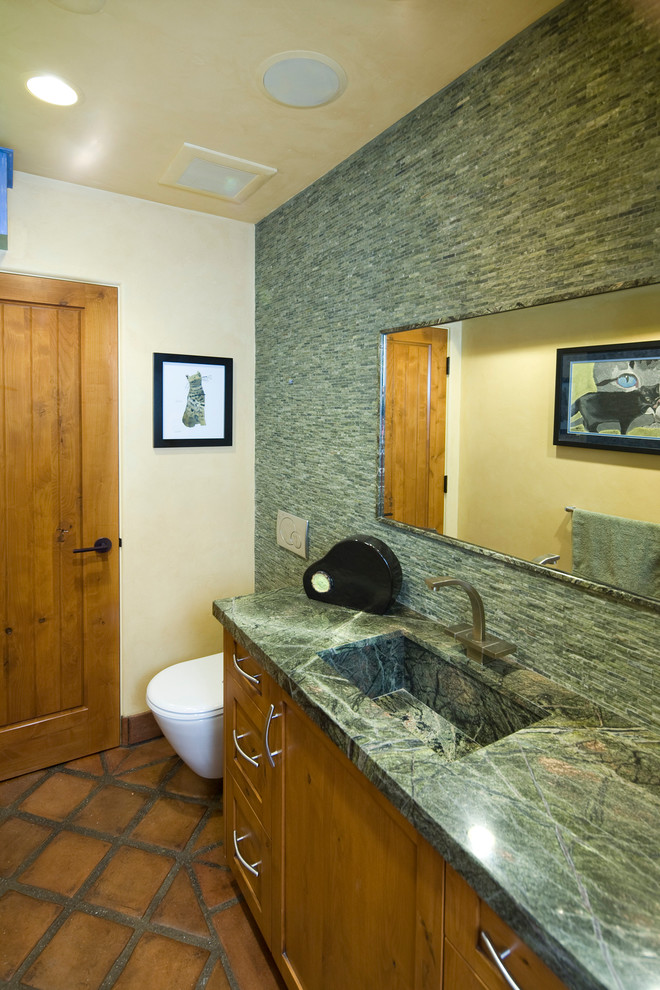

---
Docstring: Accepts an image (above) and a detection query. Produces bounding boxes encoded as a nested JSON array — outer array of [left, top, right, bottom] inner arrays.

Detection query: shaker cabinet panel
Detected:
[[275, 696, 422, 990]]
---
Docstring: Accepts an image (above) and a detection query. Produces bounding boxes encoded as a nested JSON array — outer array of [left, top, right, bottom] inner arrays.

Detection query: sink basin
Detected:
[[319, 633, 543, 761]]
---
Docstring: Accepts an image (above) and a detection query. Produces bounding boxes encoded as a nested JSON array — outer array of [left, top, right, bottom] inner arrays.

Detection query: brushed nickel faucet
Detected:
[[425, 576, 516, 664]]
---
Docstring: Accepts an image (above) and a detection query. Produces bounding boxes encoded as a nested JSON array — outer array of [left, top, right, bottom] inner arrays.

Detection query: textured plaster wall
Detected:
[[2, 173, 255, 715], [254, 0, 660, 728]]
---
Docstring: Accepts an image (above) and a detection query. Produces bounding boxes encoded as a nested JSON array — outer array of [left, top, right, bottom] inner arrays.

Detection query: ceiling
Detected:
[[2, 0, 560, 225]]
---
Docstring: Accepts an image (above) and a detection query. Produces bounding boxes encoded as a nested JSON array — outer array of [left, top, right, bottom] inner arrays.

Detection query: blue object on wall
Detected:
[[0, 147, 14, 251]]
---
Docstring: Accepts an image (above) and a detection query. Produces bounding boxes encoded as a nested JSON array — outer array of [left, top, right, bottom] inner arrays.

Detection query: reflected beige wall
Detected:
[[457, 284, 660, 570], [4, 172, 255, 715]]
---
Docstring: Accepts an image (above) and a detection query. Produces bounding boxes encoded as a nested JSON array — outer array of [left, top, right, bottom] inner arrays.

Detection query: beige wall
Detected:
[[456, 284, 660, 569], [2, 172, 255, 715]]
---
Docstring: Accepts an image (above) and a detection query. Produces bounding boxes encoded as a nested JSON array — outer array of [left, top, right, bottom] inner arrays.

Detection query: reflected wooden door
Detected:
[[0, 274, 119, 780], [383, 327, 447, 532]]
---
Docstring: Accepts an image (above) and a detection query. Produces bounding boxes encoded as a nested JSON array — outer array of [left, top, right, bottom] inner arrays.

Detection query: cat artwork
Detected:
[[571, 383, 660, 435], [182, 371, 206, 428]]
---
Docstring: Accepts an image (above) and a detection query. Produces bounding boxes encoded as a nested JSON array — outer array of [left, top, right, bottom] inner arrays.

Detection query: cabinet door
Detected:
[[274, 695, 433, 990], [445, 864, 568, 990]]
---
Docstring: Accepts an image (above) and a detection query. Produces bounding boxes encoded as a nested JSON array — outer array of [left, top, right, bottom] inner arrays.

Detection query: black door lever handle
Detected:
[[73, 538, 112, 554]]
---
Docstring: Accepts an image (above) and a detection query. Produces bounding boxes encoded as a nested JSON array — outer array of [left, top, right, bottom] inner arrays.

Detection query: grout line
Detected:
[[0, 745, 244, 990]]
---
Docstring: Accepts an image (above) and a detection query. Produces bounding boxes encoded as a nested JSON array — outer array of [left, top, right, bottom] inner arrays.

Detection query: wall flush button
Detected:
[[277, 510, 309, 559]]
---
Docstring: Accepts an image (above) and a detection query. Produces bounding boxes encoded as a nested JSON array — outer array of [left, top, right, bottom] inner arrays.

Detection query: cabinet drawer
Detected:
[[224, 769, 272, 943], [445, 864, 568, 990], [226, 690, 271, 823], [224, 630, 269, 715]]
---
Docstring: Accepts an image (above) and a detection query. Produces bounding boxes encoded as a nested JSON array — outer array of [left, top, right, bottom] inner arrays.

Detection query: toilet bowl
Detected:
[[146, 653, 223, 779]]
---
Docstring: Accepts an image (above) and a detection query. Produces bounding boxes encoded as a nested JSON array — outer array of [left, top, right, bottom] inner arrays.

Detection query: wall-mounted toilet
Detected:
[[146, 653, 223, 779]]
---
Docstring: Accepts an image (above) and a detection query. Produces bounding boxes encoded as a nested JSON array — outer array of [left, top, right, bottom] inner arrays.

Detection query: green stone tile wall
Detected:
[[253, 0, 660, 729]]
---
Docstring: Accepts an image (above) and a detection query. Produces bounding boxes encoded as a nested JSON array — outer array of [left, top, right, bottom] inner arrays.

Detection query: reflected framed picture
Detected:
[[553, 339, 660, 454], [153, 352, 233, 447]]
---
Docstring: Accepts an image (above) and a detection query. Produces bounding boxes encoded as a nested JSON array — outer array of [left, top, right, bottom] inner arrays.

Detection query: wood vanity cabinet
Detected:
[[223, 630, 569, 990], [273, 683, 444, 990]]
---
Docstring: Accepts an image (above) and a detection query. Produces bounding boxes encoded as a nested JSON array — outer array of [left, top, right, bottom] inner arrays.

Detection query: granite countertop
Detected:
[[213, 588, 660, 990]]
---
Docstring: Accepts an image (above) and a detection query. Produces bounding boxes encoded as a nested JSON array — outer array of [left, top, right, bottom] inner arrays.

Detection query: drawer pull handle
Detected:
[[479, 931, 521, 990], [264, 703, 282, 768], [233, 829, 261, 878], [233, 654, 261, 687], [232, 729, 260, 768]]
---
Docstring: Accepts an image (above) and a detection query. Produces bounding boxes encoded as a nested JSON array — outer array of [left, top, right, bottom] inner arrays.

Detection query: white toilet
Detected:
[[146, 653, 224, 779]]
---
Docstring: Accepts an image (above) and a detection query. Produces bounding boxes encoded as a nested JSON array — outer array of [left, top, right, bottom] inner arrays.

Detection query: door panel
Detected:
[[0, 274, 119, 779], [383, 327, 447, 532]]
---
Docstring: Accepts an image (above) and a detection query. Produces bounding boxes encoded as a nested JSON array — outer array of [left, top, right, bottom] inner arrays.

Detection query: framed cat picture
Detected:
[[153, 353, 233, 447], [553, 339, 660, 454]]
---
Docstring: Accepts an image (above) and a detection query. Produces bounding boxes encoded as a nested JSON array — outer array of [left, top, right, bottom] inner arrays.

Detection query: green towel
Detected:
[[572, 508, 660, 599]]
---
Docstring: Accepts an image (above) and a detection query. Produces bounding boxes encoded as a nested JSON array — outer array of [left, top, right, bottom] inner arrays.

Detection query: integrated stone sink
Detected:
[[319, 632, 544, 761]]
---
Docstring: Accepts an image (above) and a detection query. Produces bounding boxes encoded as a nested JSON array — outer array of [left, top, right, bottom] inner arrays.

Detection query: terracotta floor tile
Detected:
[[194, 843, 226, 867], [19, 773, 96, 822], [63, 754, 105, 775], [85, 845, 174, 917], [0, 891, 61, 981], [116, 757, 178, 788], [131, 796, 205, 851], [112, 931, 209, 990], [1, 741, 288, 990], [150, 868, 209, 937], [213, 901, 287, 990], [205, 960, 233, 990], [193, 863, 239, 910], [0, 770, 46, 807], [166, 763, 222, 799], [0, 817, 52, 877], [72, 783, 147, 835], [193, 809, 224, 851], [23, 910, 132, 990], [105, 738, 176, 775], [103, 746, 134, 774], [19, 830, 111, 896]]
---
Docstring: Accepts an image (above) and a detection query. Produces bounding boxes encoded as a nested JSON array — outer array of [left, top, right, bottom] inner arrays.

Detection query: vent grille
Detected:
[[160, 143, 276, 204]]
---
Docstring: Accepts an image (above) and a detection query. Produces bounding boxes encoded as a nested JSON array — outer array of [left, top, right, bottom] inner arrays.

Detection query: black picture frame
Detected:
[[153, 352, 233, 447], [553, 339, 660, 455]]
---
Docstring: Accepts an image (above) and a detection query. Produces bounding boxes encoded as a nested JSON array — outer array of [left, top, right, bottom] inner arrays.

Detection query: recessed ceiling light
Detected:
[[26, 75, 79, 106], [261, 51, 347, 108]]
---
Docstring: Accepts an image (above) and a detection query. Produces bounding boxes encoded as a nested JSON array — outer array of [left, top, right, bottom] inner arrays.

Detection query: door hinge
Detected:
[[446, 356, 450, 375], [118, 537, 122, 548], [443, 475, 448, 494]]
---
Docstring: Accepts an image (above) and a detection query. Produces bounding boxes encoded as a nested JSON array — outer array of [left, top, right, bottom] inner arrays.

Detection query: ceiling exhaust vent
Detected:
[[160, 143, 276, 204]]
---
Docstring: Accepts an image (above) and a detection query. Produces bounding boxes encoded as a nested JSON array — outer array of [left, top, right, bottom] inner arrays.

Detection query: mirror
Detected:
[[378, 283, 660, 599]]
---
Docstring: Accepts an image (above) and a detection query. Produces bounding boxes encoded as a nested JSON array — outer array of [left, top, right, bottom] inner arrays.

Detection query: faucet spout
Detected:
[[424, 575, 516, 664], [424, 576, 486, 641]]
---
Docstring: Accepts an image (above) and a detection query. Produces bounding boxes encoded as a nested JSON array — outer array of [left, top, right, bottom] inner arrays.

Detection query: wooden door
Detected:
[[0, 274, 119, 780], [382, 327, 447, 532]]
